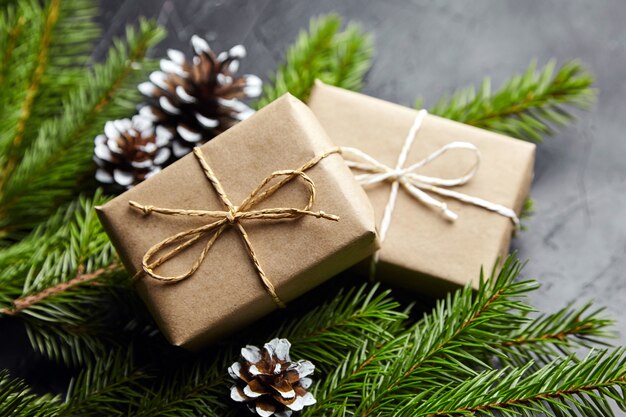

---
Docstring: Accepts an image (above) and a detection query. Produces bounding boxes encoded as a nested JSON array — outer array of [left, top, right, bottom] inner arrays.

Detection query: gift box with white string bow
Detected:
[[96, 94, 378, 350], [309, 81, 535, 294]]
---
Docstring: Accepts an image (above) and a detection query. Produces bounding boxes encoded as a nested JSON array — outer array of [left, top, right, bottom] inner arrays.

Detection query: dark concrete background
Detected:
[[5, 0, 626, 396], [97, 0, 626, 342]]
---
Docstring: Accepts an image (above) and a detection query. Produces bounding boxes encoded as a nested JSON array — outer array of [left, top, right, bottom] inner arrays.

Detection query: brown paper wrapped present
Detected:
[[97, 94, 378, 350], [309, 81, 535, 294]]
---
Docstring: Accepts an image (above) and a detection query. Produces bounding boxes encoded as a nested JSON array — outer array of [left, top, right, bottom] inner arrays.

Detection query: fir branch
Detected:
[[0, 370, 59, 417], [0, 0, 100, 176], [0, 8, 26, 86], [23, 0, 101, 141], [0, 19, 164, 240], [56, 347, 149, 417], [0, 192, 142, 365], [129, 355, 231, 417], [520, 197, 534, 229], [324, 22, 373, 92], [502, 302, 614, 351], [275, 284, 408, 371], [399, 349, 626, 417], [358, 261, 537, 416], [256, 14, 372, 108], [2, 0, 60, 168], [0, 263, 120, 316], [429, 60, 595, 142], [308, 259, 535, 415], [256, 14, 341, 108]]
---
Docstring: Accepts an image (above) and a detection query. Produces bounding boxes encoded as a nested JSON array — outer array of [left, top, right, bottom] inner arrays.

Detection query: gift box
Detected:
[[97, 94, 379, 350], [308, 81, 535, 294]]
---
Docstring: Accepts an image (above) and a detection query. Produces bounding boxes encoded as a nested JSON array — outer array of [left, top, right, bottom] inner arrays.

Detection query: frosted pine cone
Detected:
[[138, 35, 262, 158], [229, 338, 316, 417], [93, 115, 172, 191]]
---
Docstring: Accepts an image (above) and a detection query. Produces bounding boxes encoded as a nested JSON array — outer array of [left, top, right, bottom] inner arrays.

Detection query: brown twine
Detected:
[[129, 146, 341, 308]]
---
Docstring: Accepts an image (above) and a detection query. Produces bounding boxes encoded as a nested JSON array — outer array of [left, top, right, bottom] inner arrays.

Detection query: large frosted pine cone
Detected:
[[229, 338, 316, 417], [138, 35, 262, 158]]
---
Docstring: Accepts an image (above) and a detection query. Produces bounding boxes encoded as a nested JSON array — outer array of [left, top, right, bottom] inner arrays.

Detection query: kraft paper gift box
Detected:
[[97, 94, 379, 350], [308, 81, 535, 294]]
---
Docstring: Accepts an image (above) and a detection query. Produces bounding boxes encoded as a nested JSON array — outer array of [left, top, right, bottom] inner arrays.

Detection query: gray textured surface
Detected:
[[96, 0, 626, 343]]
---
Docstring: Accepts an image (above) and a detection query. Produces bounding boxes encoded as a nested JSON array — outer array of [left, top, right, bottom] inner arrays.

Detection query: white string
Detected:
[[341, 109, 520, 275]]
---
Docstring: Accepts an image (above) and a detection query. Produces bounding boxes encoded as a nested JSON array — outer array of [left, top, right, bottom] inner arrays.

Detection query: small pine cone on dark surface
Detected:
[[138, 35, 262, 159], [229, 338, 316, 417], [94, 115, 172, 192]]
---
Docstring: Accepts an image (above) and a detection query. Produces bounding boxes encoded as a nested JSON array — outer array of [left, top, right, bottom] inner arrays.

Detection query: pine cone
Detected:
[[229, 338, 316, 417], [138, 35, 262, 158], [94, 115, 172, 191]]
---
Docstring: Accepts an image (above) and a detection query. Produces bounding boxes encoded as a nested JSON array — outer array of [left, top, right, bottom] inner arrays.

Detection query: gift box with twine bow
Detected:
[[97, 94, 379, 350], [309, 81, 535, 294]]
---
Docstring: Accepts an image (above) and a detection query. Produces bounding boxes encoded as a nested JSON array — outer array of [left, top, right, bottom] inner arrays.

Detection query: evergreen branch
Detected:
[[276, 284, 408, 371], [129, 354, 231, 417], [0, 0, 100, 177], [325, 22, 373, 92], [474, 303, 615, 375], [400, 349, 626, 417], [357, 261, 536, 415], [0, 192, 143, 364], [56, 347, 149, 416], [256, 14, 372, 108], [502, 302, 614, 350], [309, 259, 533, 415], [0, 9, 26, 85], [22, 0, 101, 143], [520, 197, 534, 229], [2, 0, 60, 173], [0, 370, 59, 417], [0, 191, 114, 298], [0, 19, 164, 240], [429, 60, 595, 142], [0, 263, 120, 316]]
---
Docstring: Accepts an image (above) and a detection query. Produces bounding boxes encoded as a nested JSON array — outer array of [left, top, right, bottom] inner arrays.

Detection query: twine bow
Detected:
[[129, 147, 341, 308], [341, 109, 519, 269]]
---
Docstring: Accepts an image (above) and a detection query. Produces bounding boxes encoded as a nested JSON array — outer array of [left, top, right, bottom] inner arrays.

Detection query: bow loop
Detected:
[[137, 218, 229, 283], [241, 169, 316, 214]]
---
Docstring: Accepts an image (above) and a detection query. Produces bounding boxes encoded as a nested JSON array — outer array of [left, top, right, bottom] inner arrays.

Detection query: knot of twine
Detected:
[[129, 147, 341, 308], [341, 109, 520, 270]]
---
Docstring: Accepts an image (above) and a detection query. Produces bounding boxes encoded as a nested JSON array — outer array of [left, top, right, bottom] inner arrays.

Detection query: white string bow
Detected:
[[341, 109, 520, 267]]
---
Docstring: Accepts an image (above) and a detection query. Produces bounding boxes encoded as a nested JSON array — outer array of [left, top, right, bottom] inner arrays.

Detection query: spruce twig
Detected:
[[306, 260, 618, 416], [400, 350, 626, 417], [0, 0, 100, 178], [5, 0, 60, 171], [0, 263, 121, 316], [0, 192, 138, 365], [429, 60, 595, 142], [0, 370, 59, 417], [0, 18, 164, 241]]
